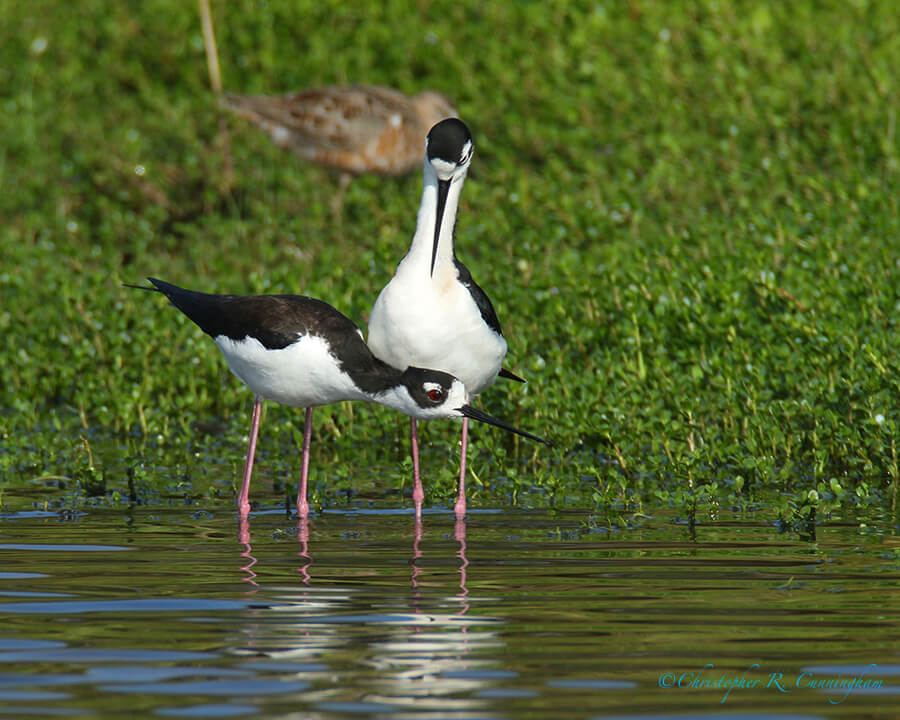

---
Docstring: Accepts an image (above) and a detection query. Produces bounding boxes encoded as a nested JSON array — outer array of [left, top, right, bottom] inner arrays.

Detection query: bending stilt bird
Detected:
[[128, 278, 546, 518]]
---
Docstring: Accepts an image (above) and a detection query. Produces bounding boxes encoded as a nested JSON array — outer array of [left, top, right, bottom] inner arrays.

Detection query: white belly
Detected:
[[368, 269, 507, 396], [214, 334, 366, 407]]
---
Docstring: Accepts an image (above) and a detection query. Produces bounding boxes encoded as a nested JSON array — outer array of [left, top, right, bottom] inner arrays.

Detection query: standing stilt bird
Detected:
[[127, 278, 546, 518], [367, 118, 527, 518], [222, 85, 456, 214]]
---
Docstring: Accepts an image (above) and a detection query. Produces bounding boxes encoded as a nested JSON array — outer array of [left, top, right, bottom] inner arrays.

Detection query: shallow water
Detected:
[[0, 507, 898, 719]]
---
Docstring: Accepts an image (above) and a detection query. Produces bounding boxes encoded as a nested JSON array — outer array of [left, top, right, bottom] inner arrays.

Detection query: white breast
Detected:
[[368, 265, 507, 396], [214, 334, 368, 407]]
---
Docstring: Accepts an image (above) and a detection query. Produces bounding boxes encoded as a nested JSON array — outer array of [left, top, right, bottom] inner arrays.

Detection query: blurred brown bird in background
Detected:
[[222, 85, 456, 214]]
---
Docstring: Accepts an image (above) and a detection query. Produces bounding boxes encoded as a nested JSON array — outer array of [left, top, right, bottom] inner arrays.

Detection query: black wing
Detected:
[[138, 277, 358, 351], [130, 277, 401, 391], [452, 262, 526, 383], [454, 259, 503, 336]]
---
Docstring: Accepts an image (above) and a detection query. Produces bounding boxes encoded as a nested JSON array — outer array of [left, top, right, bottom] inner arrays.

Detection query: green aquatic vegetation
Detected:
[[1, 1, 899, 520]]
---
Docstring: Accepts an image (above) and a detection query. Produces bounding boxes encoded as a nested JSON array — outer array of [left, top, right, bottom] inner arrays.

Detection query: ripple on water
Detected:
[[0, 543, 130, 552], [98, 679, 309, 696], [0, 572, 47, 580], [0, 638, 65, 651], [0, 508, 898, 719], [592, 715, 826, 720], [0, 598, 246, 615], [547, 678, 638, 690], [0, 649, 216, 664], [0, 689, 70, 702], [84, 666, 253, 683], [156, 704, 258, 718]]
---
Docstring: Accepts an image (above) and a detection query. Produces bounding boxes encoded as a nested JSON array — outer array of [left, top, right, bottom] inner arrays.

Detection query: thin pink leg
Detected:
[[454, 417, 469, 517], [297, 407, 314, 518], [410, 417, 424, 517], [238, 396, 263, 517]]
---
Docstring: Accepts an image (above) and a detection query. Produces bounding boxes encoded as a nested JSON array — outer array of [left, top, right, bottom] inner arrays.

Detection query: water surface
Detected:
[[1, 507, 898, 718]]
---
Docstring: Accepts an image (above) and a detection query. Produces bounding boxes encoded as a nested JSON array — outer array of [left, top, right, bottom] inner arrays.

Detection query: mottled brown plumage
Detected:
[[223, 85, 456, 176]]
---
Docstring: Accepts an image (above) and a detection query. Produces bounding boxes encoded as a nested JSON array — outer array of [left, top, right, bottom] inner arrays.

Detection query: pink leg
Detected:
[[410, 417, 424, 517], [454, 417, 469, 517], [238, 513, 250, 546], [237, 396, 263, 517], [297, 407, 314, 518]]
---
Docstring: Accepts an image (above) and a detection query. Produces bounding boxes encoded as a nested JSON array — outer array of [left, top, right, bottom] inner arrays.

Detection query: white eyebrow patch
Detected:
[[429, 157, 459, 178], [459, 140, 473, 164]]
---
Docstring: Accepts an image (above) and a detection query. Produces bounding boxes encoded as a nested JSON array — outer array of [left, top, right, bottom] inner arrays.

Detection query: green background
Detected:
[[2, 1, 898, 522]]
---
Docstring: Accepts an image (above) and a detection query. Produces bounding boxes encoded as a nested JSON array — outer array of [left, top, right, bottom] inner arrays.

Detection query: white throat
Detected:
[[404, 160, 467, 274]]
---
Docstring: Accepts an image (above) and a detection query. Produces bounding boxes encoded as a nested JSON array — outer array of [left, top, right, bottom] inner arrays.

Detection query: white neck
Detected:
[[403, 160, 467, 273]]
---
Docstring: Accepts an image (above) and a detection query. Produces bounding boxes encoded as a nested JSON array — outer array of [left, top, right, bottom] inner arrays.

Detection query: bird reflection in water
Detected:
[[230, 513, 499, 709], [409, 515, 470, 625], [297, 515, 312, 585], [455, 517, 469, 619], [237, 512, 469, 609], [237, 513, 469, 607], [235, 514, 311, 590], [410, 516, 424, 594], [237, 515, 258, 589]]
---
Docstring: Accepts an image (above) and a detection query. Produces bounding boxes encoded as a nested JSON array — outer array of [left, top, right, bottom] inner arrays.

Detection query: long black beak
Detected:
[[459, 405, 552, 447], [431, 178, 450, 277]]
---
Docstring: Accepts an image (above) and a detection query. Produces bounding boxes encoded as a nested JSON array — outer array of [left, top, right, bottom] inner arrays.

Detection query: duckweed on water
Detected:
[[2, 1, 899, 523]]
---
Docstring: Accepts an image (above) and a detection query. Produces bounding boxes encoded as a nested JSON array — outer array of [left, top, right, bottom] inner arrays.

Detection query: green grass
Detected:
[[2, 0, 899, 522]]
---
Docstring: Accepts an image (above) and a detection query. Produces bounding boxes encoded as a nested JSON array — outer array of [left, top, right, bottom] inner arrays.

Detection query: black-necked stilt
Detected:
[[368, 118, 528, 518], [223, 85, 456, 213], [128, 278, 546, 518]]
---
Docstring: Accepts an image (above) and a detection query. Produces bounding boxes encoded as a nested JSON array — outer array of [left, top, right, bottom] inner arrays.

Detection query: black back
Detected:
[[426, 118, 472, 165], [147, 278, 351, 349], [142, 278, 401, 394]]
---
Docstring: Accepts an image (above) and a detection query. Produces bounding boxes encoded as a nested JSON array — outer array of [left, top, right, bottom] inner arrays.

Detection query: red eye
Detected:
[[428, 389, 444, 402]]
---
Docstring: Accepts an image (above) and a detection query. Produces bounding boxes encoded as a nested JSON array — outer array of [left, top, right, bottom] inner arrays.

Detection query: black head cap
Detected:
[[426, 118, 473, 165], [401, 366, 460, 408]]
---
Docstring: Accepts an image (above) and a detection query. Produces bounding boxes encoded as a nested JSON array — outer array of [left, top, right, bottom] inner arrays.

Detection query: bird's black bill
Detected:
[[431, 178, 450, 277], [459, 405, 552, 447], [122, 282, 160, 293]]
